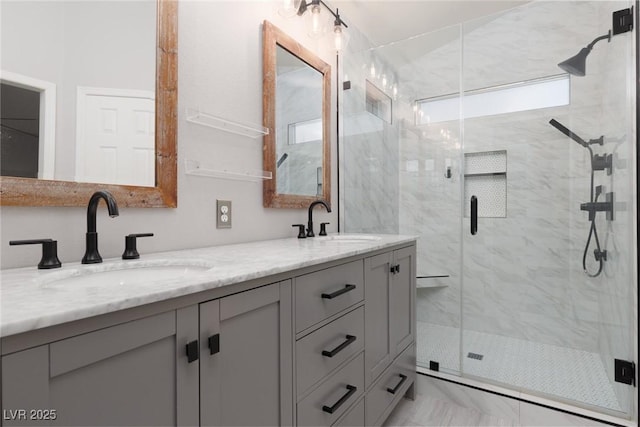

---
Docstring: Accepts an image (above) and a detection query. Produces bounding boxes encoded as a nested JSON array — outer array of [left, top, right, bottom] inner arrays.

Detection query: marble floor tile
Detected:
[[384, 394, 519, 426], [416, 322, 621, 411]]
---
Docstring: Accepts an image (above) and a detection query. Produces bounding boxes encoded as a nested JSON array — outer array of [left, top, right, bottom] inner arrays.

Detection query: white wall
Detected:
[[0, 1, 337, 269]]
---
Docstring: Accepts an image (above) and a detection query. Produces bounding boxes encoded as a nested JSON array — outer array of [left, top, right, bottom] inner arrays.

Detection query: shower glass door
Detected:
[[460, 1, 635, 415]]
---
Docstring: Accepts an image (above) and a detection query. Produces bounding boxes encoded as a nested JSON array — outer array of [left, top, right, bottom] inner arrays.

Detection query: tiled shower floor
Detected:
[[416, 322, 621, 411]]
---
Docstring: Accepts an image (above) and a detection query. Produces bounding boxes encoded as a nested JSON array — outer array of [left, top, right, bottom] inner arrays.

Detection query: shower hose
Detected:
[[583, 146, 605, 278]]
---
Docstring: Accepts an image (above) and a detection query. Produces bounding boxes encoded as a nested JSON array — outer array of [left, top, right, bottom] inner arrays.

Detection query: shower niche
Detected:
[[463, 150, 507, 218]]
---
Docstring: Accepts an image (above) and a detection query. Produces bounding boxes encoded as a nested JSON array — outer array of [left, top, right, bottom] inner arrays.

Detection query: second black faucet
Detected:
[[306, 200, 331, 237]]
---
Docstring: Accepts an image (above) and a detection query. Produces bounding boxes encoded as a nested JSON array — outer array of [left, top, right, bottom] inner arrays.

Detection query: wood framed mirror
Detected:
[[0, 0, 177, 207], [262, 20, 331, 209]]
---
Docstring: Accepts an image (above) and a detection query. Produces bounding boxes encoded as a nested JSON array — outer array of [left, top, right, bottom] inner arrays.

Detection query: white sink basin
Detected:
[[318, 235, 382, 243], [38, 260, 214, 288]]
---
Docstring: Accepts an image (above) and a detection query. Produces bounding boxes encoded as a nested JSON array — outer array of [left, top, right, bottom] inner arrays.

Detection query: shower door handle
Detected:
[[470, 196, 477, 235]]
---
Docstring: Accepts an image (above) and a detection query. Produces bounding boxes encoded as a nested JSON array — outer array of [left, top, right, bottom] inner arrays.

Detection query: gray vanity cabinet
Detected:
[[199, 281, 293, 427], [1, 309, 199, 427], [1, 240, 416, 427], [364, 246, 416, 388]]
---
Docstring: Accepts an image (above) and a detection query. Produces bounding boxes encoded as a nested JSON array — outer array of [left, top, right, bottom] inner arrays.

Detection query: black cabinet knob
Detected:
[[9, 239, 62, 269], [122, 233, 154, 259], [186, 340, 199, 363], [208, 334, 220, 355]]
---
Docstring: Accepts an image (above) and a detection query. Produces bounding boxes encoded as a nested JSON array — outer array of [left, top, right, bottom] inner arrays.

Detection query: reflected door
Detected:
[[76, 88, 155, 186]]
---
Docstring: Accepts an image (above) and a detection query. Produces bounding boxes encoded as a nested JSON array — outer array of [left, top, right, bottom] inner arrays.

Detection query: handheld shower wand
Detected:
[[549, 119, 610, 277]]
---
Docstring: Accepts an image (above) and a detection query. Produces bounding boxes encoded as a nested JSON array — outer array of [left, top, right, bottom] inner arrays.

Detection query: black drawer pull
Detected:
[[208, 334, 220, 355], [321, 284, 356, 299], [386, 374, 408, 394], [322, 335, 356, 358], [322, 385, 357, 414], [186, 340, 199, 363]]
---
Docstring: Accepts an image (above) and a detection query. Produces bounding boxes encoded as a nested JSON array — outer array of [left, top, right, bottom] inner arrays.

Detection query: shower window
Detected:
[[288, 118, 322, 145], [416, 74, 570, 124]]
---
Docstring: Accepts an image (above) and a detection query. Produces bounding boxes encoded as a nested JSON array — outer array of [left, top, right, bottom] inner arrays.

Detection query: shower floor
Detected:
[[416, 322, 621, 412]]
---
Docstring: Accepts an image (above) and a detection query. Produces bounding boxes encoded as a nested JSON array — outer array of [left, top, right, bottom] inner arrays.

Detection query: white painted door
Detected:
[[76, 88, 155, 186]]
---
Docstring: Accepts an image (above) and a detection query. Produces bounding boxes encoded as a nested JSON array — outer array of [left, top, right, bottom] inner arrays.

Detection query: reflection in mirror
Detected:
[[263, 21, 331, 209], [0, 0, 177, 207], [275, 45, 323, 197], [0, 1, 156, 187]]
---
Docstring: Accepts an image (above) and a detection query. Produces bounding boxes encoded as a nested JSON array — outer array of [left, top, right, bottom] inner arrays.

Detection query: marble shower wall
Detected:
[[341, 26, 400, 234]]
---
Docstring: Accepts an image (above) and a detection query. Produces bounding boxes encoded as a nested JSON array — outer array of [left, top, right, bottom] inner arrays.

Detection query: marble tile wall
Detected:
[[341, 27, 400, 234]]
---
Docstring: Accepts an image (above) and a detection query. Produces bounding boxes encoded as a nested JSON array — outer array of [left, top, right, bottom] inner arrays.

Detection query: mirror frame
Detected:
[[0, 0, 177, 208], [262, 20, 331, 209]]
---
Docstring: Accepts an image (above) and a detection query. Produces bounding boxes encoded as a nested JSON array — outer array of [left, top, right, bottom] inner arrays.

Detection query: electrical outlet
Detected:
[[216, 200, 232, 229]]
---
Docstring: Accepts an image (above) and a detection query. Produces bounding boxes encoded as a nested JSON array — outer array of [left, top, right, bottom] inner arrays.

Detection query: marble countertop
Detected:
[[0, 234, 416, 338]]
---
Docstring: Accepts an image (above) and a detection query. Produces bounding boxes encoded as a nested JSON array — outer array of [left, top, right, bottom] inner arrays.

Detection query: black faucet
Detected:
[[82, 191, 119, 264], [307, 200, 331, 237]]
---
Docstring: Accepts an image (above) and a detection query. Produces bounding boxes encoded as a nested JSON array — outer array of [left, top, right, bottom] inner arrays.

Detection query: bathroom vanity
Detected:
[[1, 235, 416, 426]]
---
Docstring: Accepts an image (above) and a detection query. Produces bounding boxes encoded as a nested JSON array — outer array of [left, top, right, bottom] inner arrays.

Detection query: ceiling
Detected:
[[332, 0, 532, 46]]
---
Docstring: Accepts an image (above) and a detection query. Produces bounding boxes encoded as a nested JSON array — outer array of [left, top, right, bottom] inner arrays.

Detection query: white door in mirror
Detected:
[[76, 87, 155, 186]]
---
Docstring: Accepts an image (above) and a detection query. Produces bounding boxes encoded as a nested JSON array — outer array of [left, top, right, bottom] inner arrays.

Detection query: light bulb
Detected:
[[370, 64, 376, 78], [310, 4, 322, 36], [334, 24, 343, 52], [382, 75, 387, 88]]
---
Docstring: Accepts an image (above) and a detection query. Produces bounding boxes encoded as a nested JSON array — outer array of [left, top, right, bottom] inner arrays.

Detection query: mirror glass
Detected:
[[1, 1, 156, 187], [263, 21, 331, 209], [275, 45, 323, 197], [0, 0, 176, 208]]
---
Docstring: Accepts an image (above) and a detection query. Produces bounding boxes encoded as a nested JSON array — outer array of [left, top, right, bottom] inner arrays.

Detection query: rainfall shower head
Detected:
[[548, 119, 589, 148], [558, 31, 611, 76]]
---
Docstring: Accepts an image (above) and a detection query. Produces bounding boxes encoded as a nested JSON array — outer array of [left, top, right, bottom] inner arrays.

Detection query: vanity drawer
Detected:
[[297, 353, 364, 426], [295, 260, 364, 332], [365, 343, 415, 426], [296, 306, 364, 396], [334, 397, 364, 427]]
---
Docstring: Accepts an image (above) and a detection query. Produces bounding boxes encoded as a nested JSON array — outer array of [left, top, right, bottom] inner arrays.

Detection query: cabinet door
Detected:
[[364, 251, 393, 388], [1, 309, 199, 427], [390, 246, 416, 357], [199, 281, 293, 427]]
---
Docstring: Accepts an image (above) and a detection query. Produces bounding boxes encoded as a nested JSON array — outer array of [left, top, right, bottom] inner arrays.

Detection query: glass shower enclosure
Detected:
[[340, 0, 636, 418]]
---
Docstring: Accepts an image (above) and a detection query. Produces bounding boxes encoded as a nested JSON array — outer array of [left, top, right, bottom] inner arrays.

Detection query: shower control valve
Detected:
[[592, 153, 613, 175]]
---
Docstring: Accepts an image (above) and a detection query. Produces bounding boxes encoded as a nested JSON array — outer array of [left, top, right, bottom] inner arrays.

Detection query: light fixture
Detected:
[[297, 0, 348, 51]]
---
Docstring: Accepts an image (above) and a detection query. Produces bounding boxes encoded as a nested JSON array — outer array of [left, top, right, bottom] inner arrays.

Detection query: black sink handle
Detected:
[[9, 239, 62, 269]]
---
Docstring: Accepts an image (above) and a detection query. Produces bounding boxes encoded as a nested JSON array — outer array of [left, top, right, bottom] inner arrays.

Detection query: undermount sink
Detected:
[[37, 259, 214, 288], [318, 235, 382, 243]]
